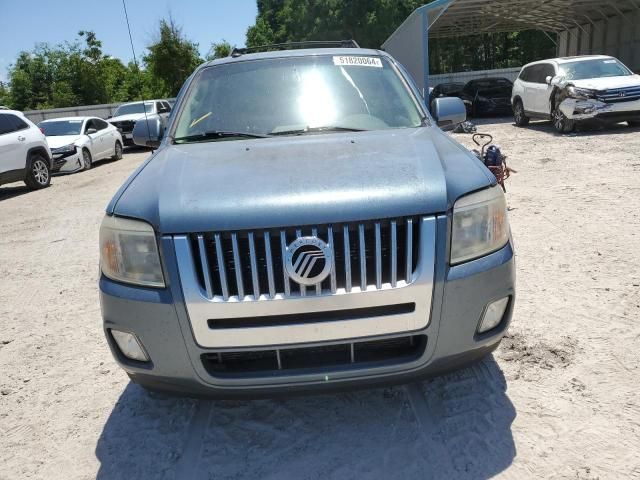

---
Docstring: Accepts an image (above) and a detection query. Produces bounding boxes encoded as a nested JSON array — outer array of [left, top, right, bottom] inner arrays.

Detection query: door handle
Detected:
[[17, 136, 26, 141]]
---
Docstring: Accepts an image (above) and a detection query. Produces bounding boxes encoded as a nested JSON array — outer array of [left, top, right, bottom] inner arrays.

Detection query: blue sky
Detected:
[[0, 0, 258, 82]]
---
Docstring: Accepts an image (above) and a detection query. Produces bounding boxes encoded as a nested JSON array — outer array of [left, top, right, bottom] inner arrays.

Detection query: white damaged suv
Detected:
[[512, 55, 640, 132]]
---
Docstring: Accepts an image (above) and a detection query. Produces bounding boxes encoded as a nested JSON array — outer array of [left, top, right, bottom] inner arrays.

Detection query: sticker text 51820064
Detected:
[[333, 56, 383, 68]]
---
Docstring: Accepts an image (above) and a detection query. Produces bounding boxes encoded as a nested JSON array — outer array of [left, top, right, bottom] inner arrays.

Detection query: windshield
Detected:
[[39, 119, 83, 136], [559, 58, 632, 81], [173, 55, 424, 141], [113, 103, 154, 116]]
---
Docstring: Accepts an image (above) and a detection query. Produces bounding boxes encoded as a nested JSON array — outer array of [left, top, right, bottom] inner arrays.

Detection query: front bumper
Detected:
[[100, 215, 515, 398], [474, 99, 513, 116], [559, 97, 640, 122], [51, 151, 82, 174]]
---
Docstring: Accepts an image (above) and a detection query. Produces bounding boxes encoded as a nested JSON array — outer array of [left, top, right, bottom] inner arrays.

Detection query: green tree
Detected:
[[143, 18, 203, 97], [0, 81, 10, 107], [246, 0, 556, 74], [206, 40, 233, 60]]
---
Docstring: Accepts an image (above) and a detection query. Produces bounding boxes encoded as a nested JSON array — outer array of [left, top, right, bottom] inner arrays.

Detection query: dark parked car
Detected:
[[428, 82, 465, 110], [460, 78, 514, 117]]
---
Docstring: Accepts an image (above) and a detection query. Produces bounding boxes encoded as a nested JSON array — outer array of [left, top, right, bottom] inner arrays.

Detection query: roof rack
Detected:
[[230, 40, 360, 57]]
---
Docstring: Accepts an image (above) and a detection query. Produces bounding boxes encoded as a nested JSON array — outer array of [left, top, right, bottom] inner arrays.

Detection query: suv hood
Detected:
[[570, 74, 640, 90], [46, 135, 83, 149], [109, 113, 148, 123], [111, 128, 493, 234]]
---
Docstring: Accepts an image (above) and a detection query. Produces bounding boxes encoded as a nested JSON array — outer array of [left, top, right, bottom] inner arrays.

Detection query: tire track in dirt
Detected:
[[174, 400, 213, 480]]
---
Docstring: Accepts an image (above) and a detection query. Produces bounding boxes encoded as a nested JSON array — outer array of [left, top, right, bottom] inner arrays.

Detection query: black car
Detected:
[[428, 82, 465, 110], [460, 78, 514, 117]]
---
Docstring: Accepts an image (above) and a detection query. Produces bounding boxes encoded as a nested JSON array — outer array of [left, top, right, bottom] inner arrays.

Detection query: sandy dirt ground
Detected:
[[1, 120, 639, 480]]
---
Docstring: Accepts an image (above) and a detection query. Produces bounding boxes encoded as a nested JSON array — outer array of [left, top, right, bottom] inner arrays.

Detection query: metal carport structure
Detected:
[[382, 0, 640, 94]]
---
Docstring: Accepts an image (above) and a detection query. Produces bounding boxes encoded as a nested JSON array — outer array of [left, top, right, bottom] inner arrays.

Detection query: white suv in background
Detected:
[[511, 55, 640, 133], [0, 110, 52, 189]]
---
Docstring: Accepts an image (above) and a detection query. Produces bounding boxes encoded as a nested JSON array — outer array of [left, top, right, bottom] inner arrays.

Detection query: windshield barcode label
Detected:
[[333, 56, 383, 68]]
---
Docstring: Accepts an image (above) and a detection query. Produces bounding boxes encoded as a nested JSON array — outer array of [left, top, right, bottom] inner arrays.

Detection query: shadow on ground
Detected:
[[0, 184, 33, 202], [96, 356, 516, 480]]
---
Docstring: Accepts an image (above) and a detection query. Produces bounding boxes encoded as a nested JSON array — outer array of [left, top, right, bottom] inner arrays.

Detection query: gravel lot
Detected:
[[1, 120, 640, 480]]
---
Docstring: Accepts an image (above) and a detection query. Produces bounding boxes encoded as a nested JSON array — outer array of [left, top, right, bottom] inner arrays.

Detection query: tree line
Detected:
[[0, 2, 556, 110], [247, 0, 556, 73], [0, 19, 231, 111]]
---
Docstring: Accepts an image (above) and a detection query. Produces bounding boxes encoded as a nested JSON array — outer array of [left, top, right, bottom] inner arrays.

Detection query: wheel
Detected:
[[552, 107, 575, 133], [513, 100, 530, 126], [82, 148, 93, 170], [112, 141, 123, 160], [628, 120, 640, 128], [24, 154, 51, 189]]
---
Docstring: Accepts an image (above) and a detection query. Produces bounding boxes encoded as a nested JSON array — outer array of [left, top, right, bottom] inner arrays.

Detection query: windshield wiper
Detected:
[[270, 126, 366, 136], [173, 131, 270, 143]]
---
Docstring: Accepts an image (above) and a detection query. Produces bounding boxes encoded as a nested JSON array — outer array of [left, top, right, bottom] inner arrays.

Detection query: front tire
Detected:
[[112, 141, 123, 160], [82, 148, 93, 170], [552, 107, 575, 133], [24, 155, 51, 189], [513, 100, 530, 126]]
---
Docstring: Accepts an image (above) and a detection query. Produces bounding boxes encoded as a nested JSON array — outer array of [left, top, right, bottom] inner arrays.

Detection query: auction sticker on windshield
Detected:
[[333, 56, 383, 68]]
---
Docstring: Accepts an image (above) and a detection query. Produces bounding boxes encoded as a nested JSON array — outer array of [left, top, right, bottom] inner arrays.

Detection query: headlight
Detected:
[[566, 86, 596, 99], [52, 144, 76, 154], [451, 187, 509, 265], [99, 215, 165, 287]]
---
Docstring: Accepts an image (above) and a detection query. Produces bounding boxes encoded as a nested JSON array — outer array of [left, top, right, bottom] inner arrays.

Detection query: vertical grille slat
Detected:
[[280, 230, 290, 297], [375, 222, 382, 290], [390, 221, 397, 288], [197, 234, 214, 299], [327, 226, 337, 294], [231, 233, 245, 299], [343, 225, 352, 293], [358, 224, 367, 291], [264, 231, 276, 298], [214, 234, 229, 300], [406, 218, 413, 282], [191, 217, 421, 301], [248, 232, 260, 299]]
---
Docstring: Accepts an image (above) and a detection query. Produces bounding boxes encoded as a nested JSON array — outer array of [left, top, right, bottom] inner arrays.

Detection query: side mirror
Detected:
[[549, 75, 563, 86], [545, 76, 553, 85], [432, 97, 466, 129], [133, 117, 163, 148], [86, 128, 97, 135]]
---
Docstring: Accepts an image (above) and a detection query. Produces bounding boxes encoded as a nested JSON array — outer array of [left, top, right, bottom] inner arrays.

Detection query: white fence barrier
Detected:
[[23, 103, 123, 123], [22, 98, 176, 123]]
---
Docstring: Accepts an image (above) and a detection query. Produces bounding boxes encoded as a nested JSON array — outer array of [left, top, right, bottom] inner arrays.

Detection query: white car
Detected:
[[108, 100, 171, 146], [511, 55, 640, 133], [38, 117, 123, 173], [0, 110, 52, 189]]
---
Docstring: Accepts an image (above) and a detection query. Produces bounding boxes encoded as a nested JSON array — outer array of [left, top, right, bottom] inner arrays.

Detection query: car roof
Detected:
[[0, 109, 27, 116], [523, 55, 614, 68], [200, 47, 385, 69], [39, 116, 94, 123], [117, 100, 156, 106]]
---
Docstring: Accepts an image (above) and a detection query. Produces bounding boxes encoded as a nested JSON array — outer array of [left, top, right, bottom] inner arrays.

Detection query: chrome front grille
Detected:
[[596, 86, 640, 103], [111, 120, 135, 133], [188, 217, 420, 301]]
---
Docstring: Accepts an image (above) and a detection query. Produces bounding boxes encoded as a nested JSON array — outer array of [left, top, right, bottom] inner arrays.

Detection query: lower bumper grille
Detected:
[[201, 335, 427, 377]]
